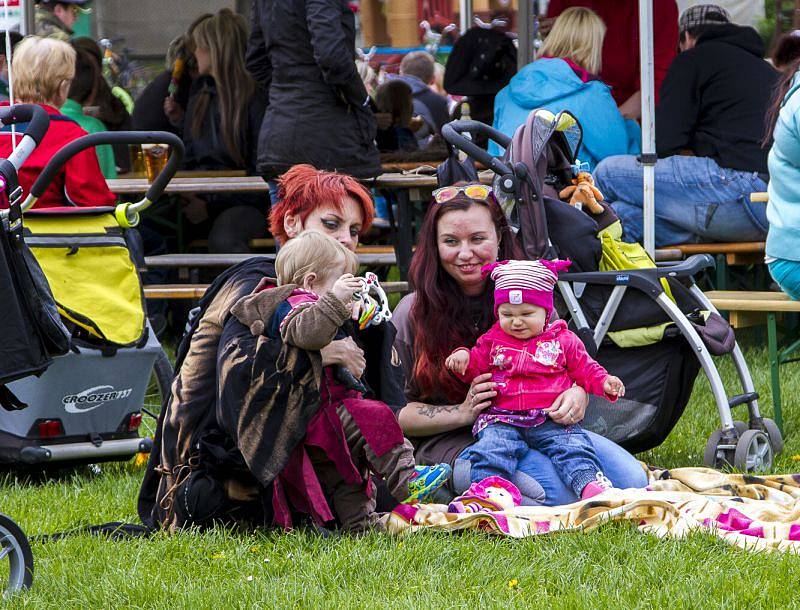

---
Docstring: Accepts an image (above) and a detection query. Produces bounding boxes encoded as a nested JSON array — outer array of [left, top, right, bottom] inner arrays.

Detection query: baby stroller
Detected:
[[0, 105, 45, 596], [442, 109, 782, 472], [0, 126, 183, 467]]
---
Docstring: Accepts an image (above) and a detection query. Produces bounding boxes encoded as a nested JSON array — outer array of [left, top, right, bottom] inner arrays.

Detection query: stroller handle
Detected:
[[24, 131, 185, 222], [442, 120, 514, 176], [0, 104, 50, 190]]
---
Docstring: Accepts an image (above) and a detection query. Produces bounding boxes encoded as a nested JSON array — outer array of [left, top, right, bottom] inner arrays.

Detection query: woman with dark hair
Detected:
[[62, 46, 116, 178], [772, 32, 800, 73], [180, 8, 268, 253], [764, 57, 800, 301], [69, 37, 132, 172], [391, 187, 647, 505]]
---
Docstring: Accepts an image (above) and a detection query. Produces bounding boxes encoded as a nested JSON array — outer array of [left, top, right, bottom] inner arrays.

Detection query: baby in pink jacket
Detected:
[[446, 259, 625, 501]]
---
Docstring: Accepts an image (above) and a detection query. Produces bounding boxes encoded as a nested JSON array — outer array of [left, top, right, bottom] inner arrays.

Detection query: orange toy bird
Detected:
[[559, 172, 605, 214]]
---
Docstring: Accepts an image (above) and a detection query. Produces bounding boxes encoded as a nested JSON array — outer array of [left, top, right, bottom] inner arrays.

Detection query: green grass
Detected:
[[4, 337, 800, 608]]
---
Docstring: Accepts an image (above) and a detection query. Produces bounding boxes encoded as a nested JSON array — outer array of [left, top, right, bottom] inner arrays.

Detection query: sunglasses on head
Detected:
[[432, 183, 492, 204]]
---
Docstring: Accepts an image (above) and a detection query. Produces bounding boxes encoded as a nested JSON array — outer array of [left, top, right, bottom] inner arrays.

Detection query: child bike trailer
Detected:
[[0, 130, 182, 467]]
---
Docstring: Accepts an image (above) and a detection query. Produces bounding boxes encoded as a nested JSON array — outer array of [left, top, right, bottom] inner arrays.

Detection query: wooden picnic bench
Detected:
[[144, 281, 410, 300], [664, 242, 765, 289], [144, 252, 398, 268], [706, 290, 800, 433]]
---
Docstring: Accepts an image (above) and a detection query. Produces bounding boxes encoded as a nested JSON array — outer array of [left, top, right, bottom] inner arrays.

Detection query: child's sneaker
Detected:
[[581, 471, 614, 499], [404, 464, 452, 503]]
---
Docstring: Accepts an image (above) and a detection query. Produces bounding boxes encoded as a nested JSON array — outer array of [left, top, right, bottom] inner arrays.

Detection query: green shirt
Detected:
[[60, 99, 118, 179]]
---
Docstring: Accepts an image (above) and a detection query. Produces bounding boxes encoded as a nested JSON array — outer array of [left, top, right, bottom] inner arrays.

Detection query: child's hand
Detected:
[[332, 274, 365, 304], [445, 350, 470, 375], [604, 376, 625, 398]]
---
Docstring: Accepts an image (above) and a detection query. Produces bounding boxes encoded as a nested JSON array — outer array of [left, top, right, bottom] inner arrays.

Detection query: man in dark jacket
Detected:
[[398, 51, 450, 134], [594, 5, 777, 247], [245, 0, 381, 180]]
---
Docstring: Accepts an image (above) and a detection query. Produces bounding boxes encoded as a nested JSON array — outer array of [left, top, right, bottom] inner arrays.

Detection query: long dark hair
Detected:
[[409, 193, 521, 402], [764, 57, 800, 147], [190, 9, 255, 166]]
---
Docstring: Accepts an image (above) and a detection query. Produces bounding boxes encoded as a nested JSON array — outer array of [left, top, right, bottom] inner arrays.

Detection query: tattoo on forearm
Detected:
[[417, 404, 460, 419]]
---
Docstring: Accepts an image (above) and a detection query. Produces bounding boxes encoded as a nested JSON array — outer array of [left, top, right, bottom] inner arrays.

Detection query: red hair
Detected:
[[409, 193, 521, 402], [269, 164, 375, 244]]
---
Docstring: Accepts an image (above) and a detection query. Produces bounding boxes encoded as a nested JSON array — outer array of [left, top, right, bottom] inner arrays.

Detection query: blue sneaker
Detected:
[[404, 464, 452, 503]]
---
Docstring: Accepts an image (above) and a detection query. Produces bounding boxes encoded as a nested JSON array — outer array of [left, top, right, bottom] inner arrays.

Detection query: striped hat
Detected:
[[485, 259, 571, 318]]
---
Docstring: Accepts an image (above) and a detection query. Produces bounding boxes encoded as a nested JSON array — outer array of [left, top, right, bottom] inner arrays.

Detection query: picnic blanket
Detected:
[[386, 467, 800, 553]]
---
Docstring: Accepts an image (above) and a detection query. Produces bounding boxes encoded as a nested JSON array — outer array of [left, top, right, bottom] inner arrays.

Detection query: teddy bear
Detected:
[[447, 476, 522, 513], [558, 171, 605, 214]]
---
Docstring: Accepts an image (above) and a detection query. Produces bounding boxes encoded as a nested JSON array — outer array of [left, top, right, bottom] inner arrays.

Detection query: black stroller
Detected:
[[442, 109, 782, 472]]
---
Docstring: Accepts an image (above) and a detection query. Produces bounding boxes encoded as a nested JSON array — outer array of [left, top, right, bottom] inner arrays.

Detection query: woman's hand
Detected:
[[459, 373, 497, 425], [163, 96, 184, 127], [545, 385, 589, 425], [618, 91, 642, 121], [320, 337, 365, 377]]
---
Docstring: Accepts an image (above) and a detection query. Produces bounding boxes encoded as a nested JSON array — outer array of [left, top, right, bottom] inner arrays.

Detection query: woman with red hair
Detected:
[[269, 164, 374, 251], [390, 187, 647, 506], [139, 164, 405, 532]]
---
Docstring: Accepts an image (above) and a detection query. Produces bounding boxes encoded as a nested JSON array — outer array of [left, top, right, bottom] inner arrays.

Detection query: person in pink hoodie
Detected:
[[445, 259, 625, 501]]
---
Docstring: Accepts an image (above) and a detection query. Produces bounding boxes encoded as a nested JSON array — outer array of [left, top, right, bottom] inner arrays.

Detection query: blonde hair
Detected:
[[538, 7, 605, 75], [13, 36, 75, 104], [275, 231, 359, 287]]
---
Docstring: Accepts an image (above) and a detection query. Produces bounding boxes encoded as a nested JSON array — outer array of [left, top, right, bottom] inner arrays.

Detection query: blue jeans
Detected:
[[463, 421, 604, 497], [594, 155, 768, 247], [454, 428, 646, 506], [769, 259, 800, 300]]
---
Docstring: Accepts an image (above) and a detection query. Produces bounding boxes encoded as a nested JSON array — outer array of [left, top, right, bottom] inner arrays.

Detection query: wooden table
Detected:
[[108, 172, 450, 280], [108, 175, 270, 195]]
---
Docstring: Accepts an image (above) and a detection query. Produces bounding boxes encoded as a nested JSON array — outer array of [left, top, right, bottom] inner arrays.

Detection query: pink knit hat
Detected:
[[484, 259, 571, 318]]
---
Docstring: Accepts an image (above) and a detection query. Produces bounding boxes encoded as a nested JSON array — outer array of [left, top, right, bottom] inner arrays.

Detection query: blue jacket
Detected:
[[490, 58, 641, 169], [767, 74, 800, 261]]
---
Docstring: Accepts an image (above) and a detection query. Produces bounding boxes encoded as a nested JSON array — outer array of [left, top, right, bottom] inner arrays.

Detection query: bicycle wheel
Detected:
[[143, 348, 173, 418], [0, 514, 33, 596]]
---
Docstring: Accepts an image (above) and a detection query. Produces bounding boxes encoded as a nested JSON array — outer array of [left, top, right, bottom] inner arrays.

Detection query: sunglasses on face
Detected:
[[432, 183, 492, 204]]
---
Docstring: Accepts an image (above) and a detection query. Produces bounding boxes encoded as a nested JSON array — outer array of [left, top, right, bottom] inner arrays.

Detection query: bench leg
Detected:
[[394, 189, 413, 281], [715, 254, 727, 290], [767, 312, 783, 434]]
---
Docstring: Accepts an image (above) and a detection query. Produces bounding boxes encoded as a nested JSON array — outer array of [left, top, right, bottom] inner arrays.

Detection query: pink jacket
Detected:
[[454, 320, 616, 411]]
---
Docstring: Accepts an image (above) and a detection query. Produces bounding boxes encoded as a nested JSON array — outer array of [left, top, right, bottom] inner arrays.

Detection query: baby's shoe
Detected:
[[581, 471, 614, 499], [404, 464, 452, 503]]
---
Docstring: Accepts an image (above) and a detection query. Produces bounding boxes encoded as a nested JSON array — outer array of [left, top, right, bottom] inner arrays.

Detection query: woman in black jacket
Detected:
[[246, 0, 381, 180]]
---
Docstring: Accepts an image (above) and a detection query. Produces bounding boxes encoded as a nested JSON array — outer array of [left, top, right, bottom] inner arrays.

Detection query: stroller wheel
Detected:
[[733, 430, 773, 473], [732, 421, 747, 438], [760, 418, 784, 455], [703, 429, 731, 469], [0, 514, 33, 597]]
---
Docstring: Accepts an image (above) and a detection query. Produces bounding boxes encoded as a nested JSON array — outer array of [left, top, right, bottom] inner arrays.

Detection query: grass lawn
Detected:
[[3, 336, 800, 608]]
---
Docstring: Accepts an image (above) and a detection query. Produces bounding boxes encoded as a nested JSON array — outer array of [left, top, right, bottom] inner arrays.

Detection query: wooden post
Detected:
[[794, 0, 800, 30], [386, 0, 420, 47], [360, 0, 390, 46]]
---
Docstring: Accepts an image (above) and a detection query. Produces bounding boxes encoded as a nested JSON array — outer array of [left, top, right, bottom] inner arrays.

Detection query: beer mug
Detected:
[[142, 144, 169, 183]]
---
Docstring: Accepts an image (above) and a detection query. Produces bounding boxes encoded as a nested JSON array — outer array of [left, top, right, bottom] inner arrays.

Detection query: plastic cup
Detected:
[[142, 144, 168, 183], [129, 144, 146, 175]]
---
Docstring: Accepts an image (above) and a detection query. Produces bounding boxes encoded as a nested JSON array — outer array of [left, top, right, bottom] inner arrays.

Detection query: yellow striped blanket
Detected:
[[385, 467, 800, 553]]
